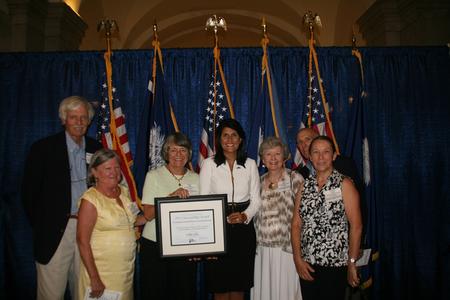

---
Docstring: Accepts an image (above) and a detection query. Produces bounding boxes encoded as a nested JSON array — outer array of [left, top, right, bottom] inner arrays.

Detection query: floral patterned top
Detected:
[[255, 169, 303, 253], [299, 169, 349, 267]]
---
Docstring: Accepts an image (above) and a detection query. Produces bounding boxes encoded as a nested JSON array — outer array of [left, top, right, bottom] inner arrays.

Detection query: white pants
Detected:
[[251, 246, 302, 300], [36, 219, 80, 300]]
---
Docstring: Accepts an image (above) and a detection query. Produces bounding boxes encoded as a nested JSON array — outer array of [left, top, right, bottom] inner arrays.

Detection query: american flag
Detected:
[[292, 41, 339, 169], [197, 69, 233, 169], [98, 84, 132, 161], [97, 51, 139, 203]]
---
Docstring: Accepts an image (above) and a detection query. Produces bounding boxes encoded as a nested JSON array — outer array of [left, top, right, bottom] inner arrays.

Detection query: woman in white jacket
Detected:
[[200, 118, 261, 300]]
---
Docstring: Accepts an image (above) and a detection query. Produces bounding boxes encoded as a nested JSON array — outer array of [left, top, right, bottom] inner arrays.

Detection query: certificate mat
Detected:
[[155, 194, 227, 258]]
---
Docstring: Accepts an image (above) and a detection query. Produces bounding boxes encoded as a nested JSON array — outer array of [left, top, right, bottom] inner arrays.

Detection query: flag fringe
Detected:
[[363, 137, 371, 186], [103, 49, 141, 209]]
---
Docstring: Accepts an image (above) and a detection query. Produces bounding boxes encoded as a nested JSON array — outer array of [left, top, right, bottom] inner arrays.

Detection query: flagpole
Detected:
[[205, 15, 234, 119], [304, 11, 319, 129], [260, 17, 280, 138], [351, 26, 366, 97], [351, 27, 371, 188], [152, 22, 159, 96], [205, 15, 233, 150], [152, 22, 164, 83], [98, 20, 118, 140], [98, 19, 142, 208], [303, 11, 340, 155], [151, 21, 180, 134]]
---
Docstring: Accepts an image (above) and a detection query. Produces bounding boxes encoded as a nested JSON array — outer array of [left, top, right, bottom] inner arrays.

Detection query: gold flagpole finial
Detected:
[[97, 19, 118, 52], [262, 17, 267, 36], [205, 15, 227, 47], [152, 20, 159, 42], [303, 11, 321, 41], [261, 17, 270, 49], [351, 24, 357, 49]]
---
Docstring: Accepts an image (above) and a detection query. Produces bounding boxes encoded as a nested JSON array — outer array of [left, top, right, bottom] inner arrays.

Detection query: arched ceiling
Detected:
[[76, 0, 374, 50]]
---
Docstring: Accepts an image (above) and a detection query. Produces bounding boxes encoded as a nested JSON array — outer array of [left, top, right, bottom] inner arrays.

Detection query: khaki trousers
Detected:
[[36, 219, 80, 300]]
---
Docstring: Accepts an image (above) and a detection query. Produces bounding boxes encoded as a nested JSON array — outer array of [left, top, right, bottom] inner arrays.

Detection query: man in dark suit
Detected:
[[295, 128, 366, 235], [22, 96, 102, 300]]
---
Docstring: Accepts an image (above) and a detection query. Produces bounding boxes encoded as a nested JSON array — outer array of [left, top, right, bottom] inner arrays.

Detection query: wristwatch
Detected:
[[349, 257, 357, 264]]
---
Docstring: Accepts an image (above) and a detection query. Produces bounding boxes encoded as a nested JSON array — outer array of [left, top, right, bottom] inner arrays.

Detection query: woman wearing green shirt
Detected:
[[139, 132, 199, 300]]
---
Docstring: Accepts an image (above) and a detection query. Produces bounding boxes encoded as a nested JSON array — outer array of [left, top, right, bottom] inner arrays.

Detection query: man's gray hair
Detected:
[[58, 96, 95, 123]]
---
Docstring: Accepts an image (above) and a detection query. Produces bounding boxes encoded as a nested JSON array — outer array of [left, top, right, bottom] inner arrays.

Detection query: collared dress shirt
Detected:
[[199, 157, 261, 222], [65, 131, 87, 215]]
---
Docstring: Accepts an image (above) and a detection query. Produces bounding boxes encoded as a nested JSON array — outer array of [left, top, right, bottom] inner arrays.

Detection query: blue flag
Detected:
[[133, 42, 176, 196], [248, 37, 289, 173], [349, 47, 379, 293]]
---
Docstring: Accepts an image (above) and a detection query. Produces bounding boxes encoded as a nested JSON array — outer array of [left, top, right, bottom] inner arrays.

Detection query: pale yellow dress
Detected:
[[78, 186, 137, 300]]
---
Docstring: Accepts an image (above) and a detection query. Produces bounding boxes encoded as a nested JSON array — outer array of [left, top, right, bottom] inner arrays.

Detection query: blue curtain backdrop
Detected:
[[0, 47, 449, 300]]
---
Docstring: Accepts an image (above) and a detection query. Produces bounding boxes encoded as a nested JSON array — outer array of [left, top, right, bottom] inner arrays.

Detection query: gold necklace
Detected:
[[167, 167, 186, 187], [267, 171, 284, 190]]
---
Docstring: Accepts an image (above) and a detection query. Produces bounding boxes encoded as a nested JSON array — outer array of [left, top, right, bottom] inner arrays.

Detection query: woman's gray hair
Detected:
[[87, 148, 120, 186], [258, 136, 291, 161], [59, 96, 95, 123], [161, 132, 193, 163]]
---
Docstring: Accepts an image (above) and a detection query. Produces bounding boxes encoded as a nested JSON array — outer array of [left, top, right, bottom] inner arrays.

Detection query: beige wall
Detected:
[[77, 0, 374, 50], [1, 0, 449, 52]]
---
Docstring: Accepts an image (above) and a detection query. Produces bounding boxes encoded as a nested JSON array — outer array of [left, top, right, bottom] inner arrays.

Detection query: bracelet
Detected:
[[142, 214, 150, 222]]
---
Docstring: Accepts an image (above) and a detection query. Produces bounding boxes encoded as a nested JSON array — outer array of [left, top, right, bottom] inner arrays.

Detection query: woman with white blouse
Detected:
[[199, 118, 261, 300]]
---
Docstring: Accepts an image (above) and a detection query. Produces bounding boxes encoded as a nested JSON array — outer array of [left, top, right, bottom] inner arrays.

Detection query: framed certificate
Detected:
[[155, 194, 228, 258]]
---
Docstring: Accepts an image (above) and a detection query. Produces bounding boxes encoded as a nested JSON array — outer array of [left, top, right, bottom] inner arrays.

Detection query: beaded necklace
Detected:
[[167, 166, 186, 187]]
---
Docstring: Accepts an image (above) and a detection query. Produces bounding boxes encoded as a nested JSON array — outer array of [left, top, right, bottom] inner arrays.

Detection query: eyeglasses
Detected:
[[169, 147, 188, 154]]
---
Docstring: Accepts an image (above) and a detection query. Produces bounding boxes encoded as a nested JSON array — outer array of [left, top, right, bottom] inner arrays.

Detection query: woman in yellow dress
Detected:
[[77, 148, 146, 299]]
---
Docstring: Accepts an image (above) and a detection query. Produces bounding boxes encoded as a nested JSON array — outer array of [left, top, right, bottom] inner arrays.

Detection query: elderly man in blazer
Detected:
[[22, 96, 102, 300]]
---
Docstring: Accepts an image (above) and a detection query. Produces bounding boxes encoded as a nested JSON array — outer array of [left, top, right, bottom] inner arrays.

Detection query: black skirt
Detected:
[[205, 201, 256, 292], [139, 238, 197, 300]]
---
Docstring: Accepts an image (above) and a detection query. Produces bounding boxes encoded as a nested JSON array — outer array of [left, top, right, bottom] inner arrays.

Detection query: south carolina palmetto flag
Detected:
[[133, 35, 179, 195], [197, 45, 235, 170], [292, 32, 340, 169], [351, 45, 379, 292], [97, 50, 140, 206], [351, 46, 371, 186]]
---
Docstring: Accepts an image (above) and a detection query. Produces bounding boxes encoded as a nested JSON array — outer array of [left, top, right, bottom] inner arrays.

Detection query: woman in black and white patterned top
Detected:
[[291, 135, 362, 300]]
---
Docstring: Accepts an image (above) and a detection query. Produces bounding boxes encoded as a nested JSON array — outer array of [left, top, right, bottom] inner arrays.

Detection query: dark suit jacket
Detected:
[[22, 131, 102, 264]]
